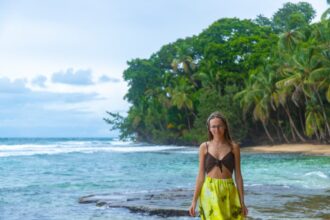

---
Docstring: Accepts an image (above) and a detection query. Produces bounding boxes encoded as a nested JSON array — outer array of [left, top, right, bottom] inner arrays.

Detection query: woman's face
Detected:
[[209, 117, 226, 138]]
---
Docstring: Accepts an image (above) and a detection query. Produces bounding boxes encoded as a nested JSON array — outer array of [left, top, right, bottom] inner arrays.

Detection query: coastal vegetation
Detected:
[[105, 1, 330, 146]]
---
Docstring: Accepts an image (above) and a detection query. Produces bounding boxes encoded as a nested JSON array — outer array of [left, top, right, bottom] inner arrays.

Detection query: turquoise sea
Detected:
[[0, 138, 329, 220]]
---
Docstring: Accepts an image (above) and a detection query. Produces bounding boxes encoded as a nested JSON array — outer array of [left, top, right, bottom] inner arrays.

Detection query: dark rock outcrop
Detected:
[[79, 185, 330, 219], [79, 188, 193, 217]]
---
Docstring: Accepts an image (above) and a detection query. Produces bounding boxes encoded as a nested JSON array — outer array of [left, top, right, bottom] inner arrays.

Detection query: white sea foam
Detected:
[[109, 146, 186, 152], [304, 171, 328, 179], [0, 143, 187, 157], [246, 183, 263, 187], [171, 150, 198, 154], [110, 140, 134, 146]]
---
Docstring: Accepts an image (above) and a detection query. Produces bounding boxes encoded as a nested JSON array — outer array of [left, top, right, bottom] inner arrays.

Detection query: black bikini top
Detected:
[[204, 142, 235, 174]]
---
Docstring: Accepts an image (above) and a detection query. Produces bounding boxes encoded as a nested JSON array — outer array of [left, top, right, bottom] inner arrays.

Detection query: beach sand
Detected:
[[242, 144, 330, 155]]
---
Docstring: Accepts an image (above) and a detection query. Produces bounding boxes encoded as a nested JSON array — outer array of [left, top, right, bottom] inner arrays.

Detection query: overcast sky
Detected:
[[0, 0, 327, 137]]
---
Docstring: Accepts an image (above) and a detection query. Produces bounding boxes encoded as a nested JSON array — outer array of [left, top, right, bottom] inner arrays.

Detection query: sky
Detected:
[[0, 0, 328, 137]]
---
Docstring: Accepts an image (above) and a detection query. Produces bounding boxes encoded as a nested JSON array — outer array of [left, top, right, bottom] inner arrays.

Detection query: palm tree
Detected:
[[291, 47, 330, 137], [321, 0, 330, 21], [276, 24, 330, 140], [235, 70, 275, 143], [171, 42, 199, 88], [275, 84, 307, 142], [167, 77, 195, 130], [278, 30, 305, 52], [252, 96, 275, 143], [196, 69, 223, 96], [327, 84, 330, 103], [305, 98, 325, 141]]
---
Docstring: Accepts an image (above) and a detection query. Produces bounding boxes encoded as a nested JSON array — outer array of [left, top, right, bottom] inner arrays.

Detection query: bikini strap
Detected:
[[205, 142, 208, 153]]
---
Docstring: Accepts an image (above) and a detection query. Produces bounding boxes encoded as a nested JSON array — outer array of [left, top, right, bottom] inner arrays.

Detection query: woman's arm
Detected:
[[233, 143, 248, 216], [189, 142, 206, 217]]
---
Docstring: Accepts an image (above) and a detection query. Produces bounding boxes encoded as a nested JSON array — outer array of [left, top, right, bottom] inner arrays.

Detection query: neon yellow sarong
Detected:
[[199, 176, 244, 220]]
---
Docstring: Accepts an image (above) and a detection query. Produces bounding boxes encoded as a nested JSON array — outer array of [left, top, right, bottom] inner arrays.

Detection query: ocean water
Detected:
[[0, 138, 329, 220]]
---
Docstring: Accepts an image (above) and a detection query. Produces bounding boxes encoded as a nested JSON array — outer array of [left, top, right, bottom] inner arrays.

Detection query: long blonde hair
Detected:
[[206, 111, 234, 146]]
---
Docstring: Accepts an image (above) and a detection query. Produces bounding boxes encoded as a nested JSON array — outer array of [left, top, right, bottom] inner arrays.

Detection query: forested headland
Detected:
[[105, 1, 330, 146]]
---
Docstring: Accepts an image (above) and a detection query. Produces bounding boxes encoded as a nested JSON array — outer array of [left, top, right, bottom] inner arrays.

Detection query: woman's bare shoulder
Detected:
[[231, 142, 240, 152], [199, 142, 208, 153]]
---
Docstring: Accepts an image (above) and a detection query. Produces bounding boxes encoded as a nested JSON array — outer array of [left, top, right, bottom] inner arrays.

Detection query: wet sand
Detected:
[[242, 144, 330, 156]]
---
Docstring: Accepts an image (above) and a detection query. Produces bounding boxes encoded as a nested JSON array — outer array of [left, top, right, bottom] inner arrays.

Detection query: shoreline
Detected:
[[241, 144, 330, 156]]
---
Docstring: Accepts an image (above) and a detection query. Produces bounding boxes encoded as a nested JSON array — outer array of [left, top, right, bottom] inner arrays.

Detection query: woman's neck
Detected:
[[212, 137, 226, 144]]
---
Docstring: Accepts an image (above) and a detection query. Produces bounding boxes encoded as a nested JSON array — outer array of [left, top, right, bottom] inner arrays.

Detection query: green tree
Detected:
[[254, 14, 272, 27], [235, 67, 277, 143], [105, 2, 329, 145], [272, 2, 316, 32]]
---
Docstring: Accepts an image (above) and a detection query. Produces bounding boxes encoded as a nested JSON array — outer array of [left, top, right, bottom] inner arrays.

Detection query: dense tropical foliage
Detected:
[[105, 1, 330, 146]]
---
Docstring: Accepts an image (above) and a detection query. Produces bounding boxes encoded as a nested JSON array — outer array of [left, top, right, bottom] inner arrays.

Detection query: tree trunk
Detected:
[[279, 123, 290, 143], [271, 119, 282, 142], [286, 105, 306, 142], [291, 112, 306, 141], [277, 112, 290, 143], [283, 106, 297, 142], [262, 121, 274, 144], [298, 106, 306, 135], [283, 105, 306, 142], [314, 88, 330, 137], [314, 124, 321, 142], [185, 107, 191, 130]]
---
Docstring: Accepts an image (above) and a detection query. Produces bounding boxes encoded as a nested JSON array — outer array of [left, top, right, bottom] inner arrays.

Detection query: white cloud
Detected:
[[0, 77, 29, 93], [0, 74, 129, 137], [98, 75, 120, 83], [51, 68, 94, 85], [31, 75, 47, 87]]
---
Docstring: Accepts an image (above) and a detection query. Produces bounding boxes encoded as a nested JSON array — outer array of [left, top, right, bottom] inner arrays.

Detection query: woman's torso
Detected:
[[204, 141, 235, 179]]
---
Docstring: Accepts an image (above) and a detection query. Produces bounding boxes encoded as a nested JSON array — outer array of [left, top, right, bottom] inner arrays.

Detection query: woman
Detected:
[[189, 111, 248, 219]]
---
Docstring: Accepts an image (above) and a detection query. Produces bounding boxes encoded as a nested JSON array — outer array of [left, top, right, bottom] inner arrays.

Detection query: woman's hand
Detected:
[[241, 204, 248, 217], [189, 201, 196, 217]]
